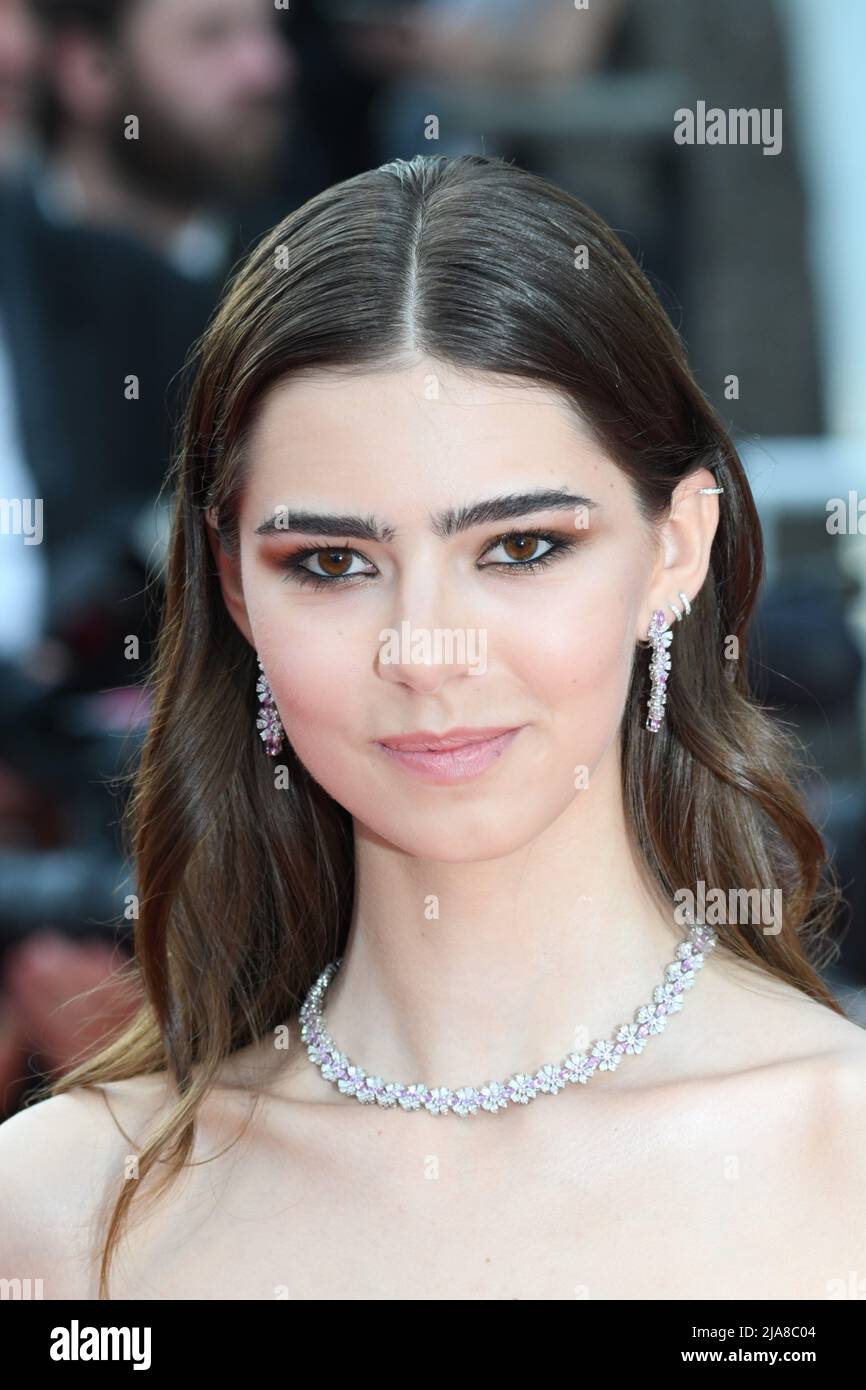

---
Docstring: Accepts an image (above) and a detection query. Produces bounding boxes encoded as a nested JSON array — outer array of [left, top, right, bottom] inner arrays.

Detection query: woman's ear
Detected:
[[205, 509, 255, 646], [638, 466, 721, 638]]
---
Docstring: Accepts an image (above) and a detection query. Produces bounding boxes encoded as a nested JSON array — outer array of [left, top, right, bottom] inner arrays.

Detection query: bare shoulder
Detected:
[[807, 1021, 866, 1171], [795, 1022, 866, 1276], [714, 955, 866, 1206], [690, 949, 866, 1133], [0, 1074, 178, 1299], [700, 948, 866, 1071]]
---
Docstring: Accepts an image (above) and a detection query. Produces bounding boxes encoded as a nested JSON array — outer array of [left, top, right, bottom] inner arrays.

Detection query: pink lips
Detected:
[[374, 726, 523, 783]]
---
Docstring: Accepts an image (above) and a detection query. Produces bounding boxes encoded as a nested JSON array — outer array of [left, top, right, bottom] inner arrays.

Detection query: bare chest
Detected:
[[108, 1081, 856, 1301]]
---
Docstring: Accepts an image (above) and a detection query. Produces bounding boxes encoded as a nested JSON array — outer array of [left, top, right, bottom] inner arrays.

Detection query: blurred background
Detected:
[[0, 0, 864, 1117]]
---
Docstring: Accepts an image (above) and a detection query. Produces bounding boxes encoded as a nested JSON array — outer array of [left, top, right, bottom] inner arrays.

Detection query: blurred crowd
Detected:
[[0, 0, 863, 1118]]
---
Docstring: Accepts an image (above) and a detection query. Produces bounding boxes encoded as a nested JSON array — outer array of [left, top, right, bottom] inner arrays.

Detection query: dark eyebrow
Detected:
[[434, 489, 599, 539], [254, 489, 598, 542]]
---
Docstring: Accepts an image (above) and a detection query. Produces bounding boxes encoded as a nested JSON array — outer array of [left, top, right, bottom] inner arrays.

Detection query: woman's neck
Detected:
[[321, 750, 688, 1087]]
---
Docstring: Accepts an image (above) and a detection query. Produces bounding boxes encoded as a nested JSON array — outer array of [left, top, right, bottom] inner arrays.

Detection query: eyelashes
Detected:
[[277, 528, 582, 591]]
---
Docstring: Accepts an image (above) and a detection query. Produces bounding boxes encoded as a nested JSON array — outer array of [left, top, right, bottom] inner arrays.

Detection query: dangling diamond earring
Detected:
[[645, 591, 691, 733], [255, 654, 285, 756]]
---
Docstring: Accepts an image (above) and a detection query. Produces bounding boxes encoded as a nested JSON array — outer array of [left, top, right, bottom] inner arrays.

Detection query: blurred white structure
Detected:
[[781, 0, 866, 436]]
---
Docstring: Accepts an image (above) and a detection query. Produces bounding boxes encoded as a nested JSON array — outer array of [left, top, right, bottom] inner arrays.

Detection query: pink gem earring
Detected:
[[255, 654, 285, 756], [645, 591, 691, 733]]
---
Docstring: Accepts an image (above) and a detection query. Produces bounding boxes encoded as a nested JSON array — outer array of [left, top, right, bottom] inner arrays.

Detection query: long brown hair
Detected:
[[37, 154, 844, 1297]]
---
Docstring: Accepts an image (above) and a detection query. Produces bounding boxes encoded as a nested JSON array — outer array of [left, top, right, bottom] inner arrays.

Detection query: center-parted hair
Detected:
[[40, 153, 843, 1298]]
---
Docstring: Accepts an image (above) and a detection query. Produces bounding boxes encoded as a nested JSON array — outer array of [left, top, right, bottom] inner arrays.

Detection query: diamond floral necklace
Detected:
[[299, 922, 718, 1116]]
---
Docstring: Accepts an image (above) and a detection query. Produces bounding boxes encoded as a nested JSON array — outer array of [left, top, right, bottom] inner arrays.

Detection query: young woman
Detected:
[[2, 153, 864, 1301]]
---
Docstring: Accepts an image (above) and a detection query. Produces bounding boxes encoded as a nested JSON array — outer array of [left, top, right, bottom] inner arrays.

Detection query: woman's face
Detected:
[[215, 359, 663, 860]]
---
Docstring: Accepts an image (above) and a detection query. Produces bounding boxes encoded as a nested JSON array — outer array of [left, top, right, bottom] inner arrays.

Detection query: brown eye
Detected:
[[478, 531, 570, 573], [501, 534, 543, 562], [280, 545, 376, 588], [314, 549, 353, 577]]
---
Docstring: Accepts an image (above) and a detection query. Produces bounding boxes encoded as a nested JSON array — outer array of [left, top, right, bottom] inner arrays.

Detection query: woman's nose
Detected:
[[376, 618, 489, 690]]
